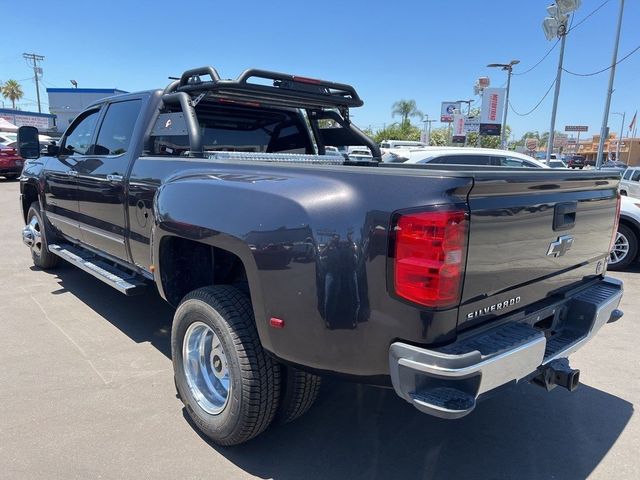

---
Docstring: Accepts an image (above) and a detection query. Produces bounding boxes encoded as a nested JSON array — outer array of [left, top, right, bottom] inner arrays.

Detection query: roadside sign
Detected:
[[480, 88, 505, 126], [464, 116, 480, 133], [452, 114, 466, 143], [441, 102, 461, 123], [565, 125, 588, 132], [479, 123, 501, 136], [554, 133, 569, 148], [525, 138, 539, 150]]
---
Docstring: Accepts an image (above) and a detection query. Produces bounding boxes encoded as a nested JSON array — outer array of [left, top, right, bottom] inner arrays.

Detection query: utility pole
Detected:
[[487, 61, 519, 149], [23, 52, 45, 113], [546, 27, 567, 163], [422, 115, 436, 145], [596, 0, 625, 169]]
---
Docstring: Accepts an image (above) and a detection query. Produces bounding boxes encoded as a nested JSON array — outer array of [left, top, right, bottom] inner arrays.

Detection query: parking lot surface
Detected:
[[1, 179, 638, 479]]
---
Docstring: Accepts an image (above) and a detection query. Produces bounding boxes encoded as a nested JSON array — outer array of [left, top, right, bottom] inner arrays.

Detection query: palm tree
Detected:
[[391, 99, 423, 127], [1, 80, 24, 109]]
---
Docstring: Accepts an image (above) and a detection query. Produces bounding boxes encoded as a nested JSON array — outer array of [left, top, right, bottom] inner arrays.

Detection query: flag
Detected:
[[629, 111, 637, 135]]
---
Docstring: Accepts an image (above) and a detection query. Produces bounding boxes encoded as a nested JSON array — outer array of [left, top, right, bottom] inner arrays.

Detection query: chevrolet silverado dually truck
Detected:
[[17, 66, 624, 446]]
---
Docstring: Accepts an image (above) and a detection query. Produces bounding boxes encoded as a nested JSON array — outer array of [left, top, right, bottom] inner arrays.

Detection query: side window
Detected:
[[94, 100, 142, 156], [431, 155, 492, 166], [632, 170, 640, 182], [500, 156, 537, 168], [63, 109, 100, 155], [623, 169, 633, 180]]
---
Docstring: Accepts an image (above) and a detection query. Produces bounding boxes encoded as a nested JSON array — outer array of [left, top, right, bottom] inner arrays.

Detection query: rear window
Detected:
[[429, 155, 492, 166], [151, 102, 311, 156], [632, 170, 640, 182]]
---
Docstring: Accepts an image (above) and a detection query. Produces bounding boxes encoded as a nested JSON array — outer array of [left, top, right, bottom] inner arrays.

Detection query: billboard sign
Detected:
[[441, 101, 461, 123], [553, 133, 569, 148], [525, 138, 539, 151], [480, 88, 505, 125], [565, 125, 588, 132], [479, 123, 501, 136], [452, 114, 466, 143]]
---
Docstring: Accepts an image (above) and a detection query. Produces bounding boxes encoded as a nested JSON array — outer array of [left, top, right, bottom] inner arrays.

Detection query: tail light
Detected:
[[609, 192, 622, 255], [392, 207, 469, 308]]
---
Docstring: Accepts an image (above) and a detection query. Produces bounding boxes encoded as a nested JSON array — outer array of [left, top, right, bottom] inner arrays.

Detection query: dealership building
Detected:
[[46, 87, 127, 132]]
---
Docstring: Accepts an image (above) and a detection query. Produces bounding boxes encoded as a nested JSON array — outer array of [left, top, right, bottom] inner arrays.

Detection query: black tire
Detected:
[[4, 174, 19, 180], [172, 285, 280, 446], [275, 366, 322, 425], [620, 190, 627, 196], [609, 224, 638, 271], [26, 202, 59, 270]]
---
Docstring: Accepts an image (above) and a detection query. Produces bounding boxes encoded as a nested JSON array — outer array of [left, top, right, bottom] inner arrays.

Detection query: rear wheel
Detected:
[[4, 174, 19, 180], [172, 285, 280, 446], [25, 202, 59, 270], [609, 224, 638, 271], [275, 366, 322, 424]]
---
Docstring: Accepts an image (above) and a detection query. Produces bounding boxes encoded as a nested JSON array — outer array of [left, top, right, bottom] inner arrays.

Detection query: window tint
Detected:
[[94, 100, 141, 155], [429, 155, 492, 166], [151, 103, 311, 156], [63, 109, 100, 155], [500, 156, 537, 168], [623, 169, 633, 180], [632, 170, 640, 182]]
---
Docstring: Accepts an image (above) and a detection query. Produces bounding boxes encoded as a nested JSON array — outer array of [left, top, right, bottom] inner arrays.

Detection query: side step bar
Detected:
[[49, 244, 147, 296]]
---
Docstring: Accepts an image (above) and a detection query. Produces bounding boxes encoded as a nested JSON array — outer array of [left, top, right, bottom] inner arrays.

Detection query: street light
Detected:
[[542, 0, 582, 164], [455, 99, 474, 116], [487, 60, 519, 149]]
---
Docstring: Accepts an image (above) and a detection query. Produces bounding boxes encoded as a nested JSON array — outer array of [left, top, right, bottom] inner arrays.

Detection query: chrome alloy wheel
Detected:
[[22, 215, 43, 256], [610, 231, 629, 265], [183, 321, 230, 414]]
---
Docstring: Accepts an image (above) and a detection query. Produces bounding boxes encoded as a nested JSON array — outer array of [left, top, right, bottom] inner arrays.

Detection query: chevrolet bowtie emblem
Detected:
[[547, 235, 574, 257]]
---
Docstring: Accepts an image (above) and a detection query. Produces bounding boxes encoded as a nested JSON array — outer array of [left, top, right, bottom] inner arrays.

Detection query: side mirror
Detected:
[[17, 126, 40, 159]]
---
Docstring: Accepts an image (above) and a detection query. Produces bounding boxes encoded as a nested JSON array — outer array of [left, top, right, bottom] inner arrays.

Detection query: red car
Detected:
[[0, 144, 23, 180]]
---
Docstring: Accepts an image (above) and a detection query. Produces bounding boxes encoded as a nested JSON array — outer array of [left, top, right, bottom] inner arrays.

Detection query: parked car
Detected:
[[610, 195, 640, 270], [0, 144, 23, 179], [384, 147, 550, 168], [0, 132, 17, 146], [619, 167, 640, 197], [602, 160, 627, 170], [379, 140, 428, 152], [548, 159, 567, 168], [566, 155, 586, 169], [17, 65, 623, 446]]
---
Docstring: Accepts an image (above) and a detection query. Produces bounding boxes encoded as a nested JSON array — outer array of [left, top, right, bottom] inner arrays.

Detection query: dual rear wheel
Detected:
[[172, 285, 321, 446]]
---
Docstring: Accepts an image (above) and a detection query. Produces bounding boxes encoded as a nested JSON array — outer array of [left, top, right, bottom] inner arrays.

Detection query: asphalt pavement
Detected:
[[0, 178, 638, 479]]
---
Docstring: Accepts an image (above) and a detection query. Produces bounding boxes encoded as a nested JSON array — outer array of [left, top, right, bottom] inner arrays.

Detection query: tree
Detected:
[[1, 80, 24, 109], [370, 122, 422, 143], [429, 127, 449, 146], [391, 100, 423, 127]]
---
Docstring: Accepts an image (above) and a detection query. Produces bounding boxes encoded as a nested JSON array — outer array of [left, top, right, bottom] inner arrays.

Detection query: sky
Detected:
[[1, 0, 639, 140]]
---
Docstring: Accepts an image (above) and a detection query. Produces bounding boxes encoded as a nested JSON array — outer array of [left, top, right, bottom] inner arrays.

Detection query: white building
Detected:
[[47, 88, 127, 133]]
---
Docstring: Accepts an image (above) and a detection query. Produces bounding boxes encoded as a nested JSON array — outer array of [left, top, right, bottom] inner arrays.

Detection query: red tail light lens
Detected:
[[393, 208, 468, 308], [609, 192, 622, 256]]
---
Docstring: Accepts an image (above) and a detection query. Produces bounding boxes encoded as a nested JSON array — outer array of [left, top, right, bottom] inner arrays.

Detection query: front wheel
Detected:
[[24, 202, 59, 269], [609, 224, 638, 271], [172, 285, 281, 446]]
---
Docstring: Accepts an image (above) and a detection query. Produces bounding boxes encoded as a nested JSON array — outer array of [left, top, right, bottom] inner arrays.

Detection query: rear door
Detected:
[[629, 169, 640, 197], [76, 98, 142, 261], [43, 108, 101, 241], [458, 170, 619, 330]]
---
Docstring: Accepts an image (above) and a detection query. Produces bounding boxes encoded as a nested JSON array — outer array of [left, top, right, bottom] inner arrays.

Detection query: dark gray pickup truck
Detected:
[[17, 66, 623, 445]]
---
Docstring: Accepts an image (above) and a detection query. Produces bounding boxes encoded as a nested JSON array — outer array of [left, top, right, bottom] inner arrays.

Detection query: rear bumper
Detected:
[[389, 276, 623, 419]]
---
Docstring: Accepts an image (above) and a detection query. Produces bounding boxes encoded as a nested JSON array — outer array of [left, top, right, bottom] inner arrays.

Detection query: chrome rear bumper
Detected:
[[389, 276, 623, 419]]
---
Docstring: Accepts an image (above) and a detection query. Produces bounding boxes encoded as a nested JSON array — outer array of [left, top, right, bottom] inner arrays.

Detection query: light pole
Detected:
[[596, 0, 625, 169], [487, 60, 519, 149], [542, 0, 582, 163], [422, 115, 436, 145], [612, 111, 626, 163], [455, 99, 473, 116]]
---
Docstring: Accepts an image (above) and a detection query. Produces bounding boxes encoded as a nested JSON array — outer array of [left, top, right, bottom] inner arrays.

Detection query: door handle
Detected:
[[67, 170, 78, 177], [106, 174, 124, 182]]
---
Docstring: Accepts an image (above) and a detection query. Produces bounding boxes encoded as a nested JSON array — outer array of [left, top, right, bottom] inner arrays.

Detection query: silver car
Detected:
[[620, 168, 640, 197]]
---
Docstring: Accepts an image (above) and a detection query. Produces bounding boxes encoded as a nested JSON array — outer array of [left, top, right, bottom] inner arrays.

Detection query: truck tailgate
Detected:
[[459, 171, 620, 330]]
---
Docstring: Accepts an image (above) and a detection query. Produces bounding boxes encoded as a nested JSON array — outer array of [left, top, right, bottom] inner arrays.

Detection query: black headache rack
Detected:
[[160, 66, 380, 161]]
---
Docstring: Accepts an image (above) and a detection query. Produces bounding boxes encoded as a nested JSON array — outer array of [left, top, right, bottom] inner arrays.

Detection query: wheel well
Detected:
[[22, 183, 38, 223], [619, 217, 640, 239], [159, 236, 249, 306]]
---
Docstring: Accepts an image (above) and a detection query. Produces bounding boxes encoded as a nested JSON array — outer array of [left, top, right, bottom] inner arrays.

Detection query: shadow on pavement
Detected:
[[49, 263, 634, 480]]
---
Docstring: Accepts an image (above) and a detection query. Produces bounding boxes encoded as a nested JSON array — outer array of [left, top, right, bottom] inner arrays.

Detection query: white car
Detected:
[[382, 147, 550, 168], [610, 195, 640, 270]]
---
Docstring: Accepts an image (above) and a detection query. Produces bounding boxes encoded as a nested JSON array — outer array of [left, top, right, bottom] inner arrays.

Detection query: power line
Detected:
[[513, 39, 560, 76], [509, 78, 557, 116], [563, 43, 640, 76], [568, 0, 612, 32]]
